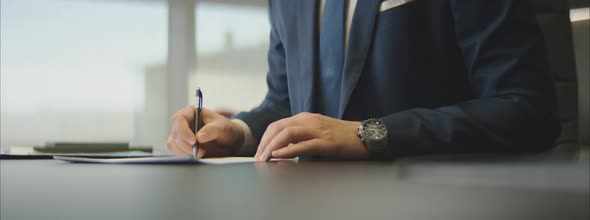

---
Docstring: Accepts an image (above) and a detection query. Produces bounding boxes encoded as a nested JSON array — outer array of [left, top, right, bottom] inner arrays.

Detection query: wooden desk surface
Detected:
[[1, 158, 589, 220]]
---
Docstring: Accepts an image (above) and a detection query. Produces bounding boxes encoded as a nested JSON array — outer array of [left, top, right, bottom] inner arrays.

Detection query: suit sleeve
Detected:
[[232, 2, 291, 156], [376, 0, 560, 159]]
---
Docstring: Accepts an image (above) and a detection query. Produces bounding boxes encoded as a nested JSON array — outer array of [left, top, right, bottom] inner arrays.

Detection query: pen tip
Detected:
[[196, 87, 202, 97]]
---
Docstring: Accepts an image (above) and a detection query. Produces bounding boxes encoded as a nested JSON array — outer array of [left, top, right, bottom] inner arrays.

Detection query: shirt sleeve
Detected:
[[230, 119, 258, 156]]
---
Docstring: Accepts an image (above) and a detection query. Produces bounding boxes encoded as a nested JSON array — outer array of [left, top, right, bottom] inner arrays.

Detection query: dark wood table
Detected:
[[1, 156, 589, 220]]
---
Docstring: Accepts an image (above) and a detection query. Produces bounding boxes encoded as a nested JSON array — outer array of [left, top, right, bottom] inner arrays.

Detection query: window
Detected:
[[1, 0, 167, 147], [1, 0, 270, 152], [190, 2, 270, 113]]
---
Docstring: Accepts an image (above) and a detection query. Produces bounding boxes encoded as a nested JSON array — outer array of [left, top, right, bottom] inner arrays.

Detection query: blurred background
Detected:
[[1, 0, 269, 154], [0, 0, 588, 154]]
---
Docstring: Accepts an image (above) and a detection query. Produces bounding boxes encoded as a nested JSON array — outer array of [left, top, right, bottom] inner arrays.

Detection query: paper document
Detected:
[[54, 156, 294, 165], [1, 146, 152, 159]]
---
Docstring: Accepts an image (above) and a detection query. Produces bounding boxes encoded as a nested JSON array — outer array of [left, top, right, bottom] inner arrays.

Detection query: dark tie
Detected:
[[318, 0, 345, 118]]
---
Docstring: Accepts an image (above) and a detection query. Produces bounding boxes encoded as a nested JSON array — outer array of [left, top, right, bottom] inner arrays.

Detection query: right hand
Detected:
[[167, 106, 245, 158]]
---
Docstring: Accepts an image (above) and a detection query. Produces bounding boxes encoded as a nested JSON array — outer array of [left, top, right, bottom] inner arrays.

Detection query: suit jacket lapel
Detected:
[[298, 0, 319, 113], [338, 0, 381, 118]]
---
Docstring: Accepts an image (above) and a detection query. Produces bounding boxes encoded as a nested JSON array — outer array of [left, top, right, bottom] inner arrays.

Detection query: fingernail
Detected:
[[271, 150, 280, 158], [258, 152, 266, 161]]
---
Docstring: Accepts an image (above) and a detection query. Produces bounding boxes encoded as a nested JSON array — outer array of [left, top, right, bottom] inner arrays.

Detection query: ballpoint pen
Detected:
[[193, 88, 203, 158]]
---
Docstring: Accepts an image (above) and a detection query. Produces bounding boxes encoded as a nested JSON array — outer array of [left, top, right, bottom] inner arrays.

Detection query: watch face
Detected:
[[363, 120, 387, 141]]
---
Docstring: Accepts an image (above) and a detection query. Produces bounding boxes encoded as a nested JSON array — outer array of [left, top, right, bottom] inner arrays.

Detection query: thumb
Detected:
[[196, 124, 218, 143], [196, 109, 224, 143]]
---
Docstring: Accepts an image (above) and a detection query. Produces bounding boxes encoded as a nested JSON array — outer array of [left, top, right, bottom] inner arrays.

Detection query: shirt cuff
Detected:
[[230, 119, 258, 156]]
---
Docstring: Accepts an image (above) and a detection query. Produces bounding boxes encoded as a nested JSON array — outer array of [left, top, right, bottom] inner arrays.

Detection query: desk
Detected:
[[1, 158, 589, 220]]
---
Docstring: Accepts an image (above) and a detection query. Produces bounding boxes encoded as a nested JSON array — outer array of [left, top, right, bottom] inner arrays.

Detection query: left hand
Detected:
[[255, 112, 369, 161]]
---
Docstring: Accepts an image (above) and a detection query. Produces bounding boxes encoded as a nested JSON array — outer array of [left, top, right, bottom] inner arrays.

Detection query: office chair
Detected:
[[531, 0, 583, 154], [571, 13, 590, 149]]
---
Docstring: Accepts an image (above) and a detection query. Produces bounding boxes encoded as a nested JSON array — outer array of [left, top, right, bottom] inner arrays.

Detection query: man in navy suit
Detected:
[[167, 0, 559, 161]]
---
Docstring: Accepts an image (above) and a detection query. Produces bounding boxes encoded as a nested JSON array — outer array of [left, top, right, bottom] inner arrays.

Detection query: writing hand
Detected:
[[168, 106, 244, 158]]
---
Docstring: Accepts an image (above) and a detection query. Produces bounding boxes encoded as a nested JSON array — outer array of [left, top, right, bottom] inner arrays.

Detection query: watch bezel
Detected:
[[358, 118, 388, 143]]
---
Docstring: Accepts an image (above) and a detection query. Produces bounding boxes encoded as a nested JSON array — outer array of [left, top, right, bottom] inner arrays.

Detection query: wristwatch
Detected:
[[357, 118, 389, 157]]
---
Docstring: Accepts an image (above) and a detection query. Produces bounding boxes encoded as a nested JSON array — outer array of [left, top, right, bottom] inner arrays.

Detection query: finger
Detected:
[[255, 121, 284, 159], [173, 135, 194, 155], [174, 105, 196, 121], [255, 117, 297, 159], [170, 115, 196, 154], [171, 106, 197, 144], [166, 135, 180, 154], [172, 120, 197, 146], [271, 139, 323, 159], [194, 122, 233, 158], [196, 147, 207, 158], [258, 126, 320, 161], [255, 113, 318, 159], [167, 135, 191, 155], [172, 133, 193, 155]]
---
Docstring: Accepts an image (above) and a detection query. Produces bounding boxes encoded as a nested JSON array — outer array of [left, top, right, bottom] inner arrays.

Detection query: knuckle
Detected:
[[267, 122, 279, 131], [321, 129, 334, 138], [307, 112, 322, 121], [297, 112, 314, 120], [296, 112, 308, 118], [310, 113, 322, 120], [176, 139, 188, 147], [282, 127, 295, 139]]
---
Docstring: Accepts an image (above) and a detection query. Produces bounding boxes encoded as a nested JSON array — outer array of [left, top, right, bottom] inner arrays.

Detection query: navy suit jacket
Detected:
[[234, 0, 560, 159]]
